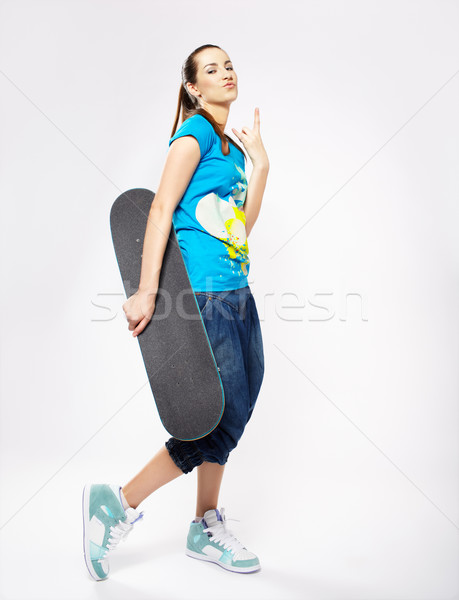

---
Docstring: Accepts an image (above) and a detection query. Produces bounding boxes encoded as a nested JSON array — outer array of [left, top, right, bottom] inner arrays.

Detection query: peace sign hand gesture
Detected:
[[232, 107, 269, 170]]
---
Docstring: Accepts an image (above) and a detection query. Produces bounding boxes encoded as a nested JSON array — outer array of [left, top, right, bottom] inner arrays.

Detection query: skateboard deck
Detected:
[[110, 188, 225, 441]]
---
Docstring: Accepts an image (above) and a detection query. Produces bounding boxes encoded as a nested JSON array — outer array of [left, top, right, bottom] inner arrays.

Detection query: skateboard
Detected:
[[110, 188, 225, 441]]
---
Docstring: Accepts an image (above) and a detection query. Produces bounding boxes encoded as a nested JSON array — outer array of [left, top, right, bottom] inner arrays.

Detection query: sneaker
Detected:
[[185, 507, 260, 573], [82, 483, 143, 581]]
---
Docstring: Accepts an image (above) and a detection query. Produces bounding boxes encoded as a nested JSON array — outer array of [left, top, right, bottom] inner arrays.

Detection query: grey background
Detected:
[[1, 0, 458, 598]]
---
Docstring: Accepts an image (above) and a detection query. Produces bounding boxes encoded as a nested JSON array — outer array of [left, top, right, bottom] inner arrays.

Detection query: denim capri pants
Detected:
[[165, 285, 264, 474]]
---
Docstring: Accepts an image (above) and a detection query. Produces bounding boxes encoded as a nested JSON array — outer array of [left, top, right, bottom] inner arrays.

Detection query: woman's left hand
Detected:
[[232, 107, 269, 170]]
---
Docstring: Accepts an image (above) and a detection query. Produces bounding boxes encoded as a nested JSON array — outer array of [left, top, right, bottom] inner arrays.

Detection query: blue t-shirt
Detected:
[[168, 114, 250, 292]]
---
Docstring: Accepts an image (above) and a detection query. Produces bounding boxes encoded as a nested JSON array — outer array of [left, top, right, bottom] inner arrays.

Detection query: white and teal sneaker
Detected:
[[82, 483, 143, 581], [185, 507, 260, 573]]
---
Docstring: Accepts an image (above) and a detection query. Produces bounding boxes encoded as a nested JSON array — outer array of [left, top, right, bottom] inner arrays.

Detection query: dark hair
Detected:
[[170, 44, 246, 162]]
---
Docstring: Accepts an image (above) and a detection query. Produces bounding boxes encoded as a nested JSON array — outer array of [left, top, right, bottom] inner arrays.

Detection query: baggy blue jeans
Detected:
[[165, 285, 264, 474]]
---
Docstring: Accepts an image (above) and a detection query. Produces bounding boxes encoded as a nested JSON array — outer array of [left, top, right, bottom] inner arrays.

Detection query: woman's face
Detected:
[[189, 48, 238, 107]]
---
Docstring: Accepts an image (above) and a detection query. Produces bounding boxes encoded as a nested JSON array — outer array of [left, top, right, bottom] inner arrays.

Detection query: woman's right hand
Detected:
[[122, 289, 157, 338]]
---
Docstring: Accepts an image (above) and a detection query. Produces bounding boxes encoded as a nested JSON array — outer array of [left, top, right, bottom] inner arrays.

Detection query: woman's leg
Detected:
[[195, 460, 226, 517], [122, 445, 184, 509]]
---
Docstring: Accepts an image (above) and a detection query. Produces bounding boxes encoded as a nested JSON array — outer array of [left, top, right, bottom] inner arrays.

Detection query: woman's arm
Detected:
[[137, 137, 200, 293], [244, 163, 269, 237], [232, 108, 269, 237], [123, 135, 201, 337]]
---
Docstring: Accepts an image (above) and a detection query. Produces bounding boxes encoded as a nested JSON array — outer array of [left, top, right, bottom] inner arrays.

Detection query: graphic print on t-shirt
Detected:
[[195, 195, 249, 276], [195, 163, 249, 277], [230, 163, 248, 209]]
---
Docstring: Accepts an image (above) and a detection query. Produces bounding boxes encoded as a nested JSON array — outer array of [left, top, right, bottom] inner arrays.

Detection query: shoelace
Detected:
[[202, 508, 245, 555], [103, 508, 144, 558]]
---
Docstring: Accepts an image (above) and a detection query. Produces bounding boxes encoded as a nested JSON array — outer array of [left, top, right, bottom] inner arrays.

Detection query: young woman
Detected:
[[83, 43, 270, 581]]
